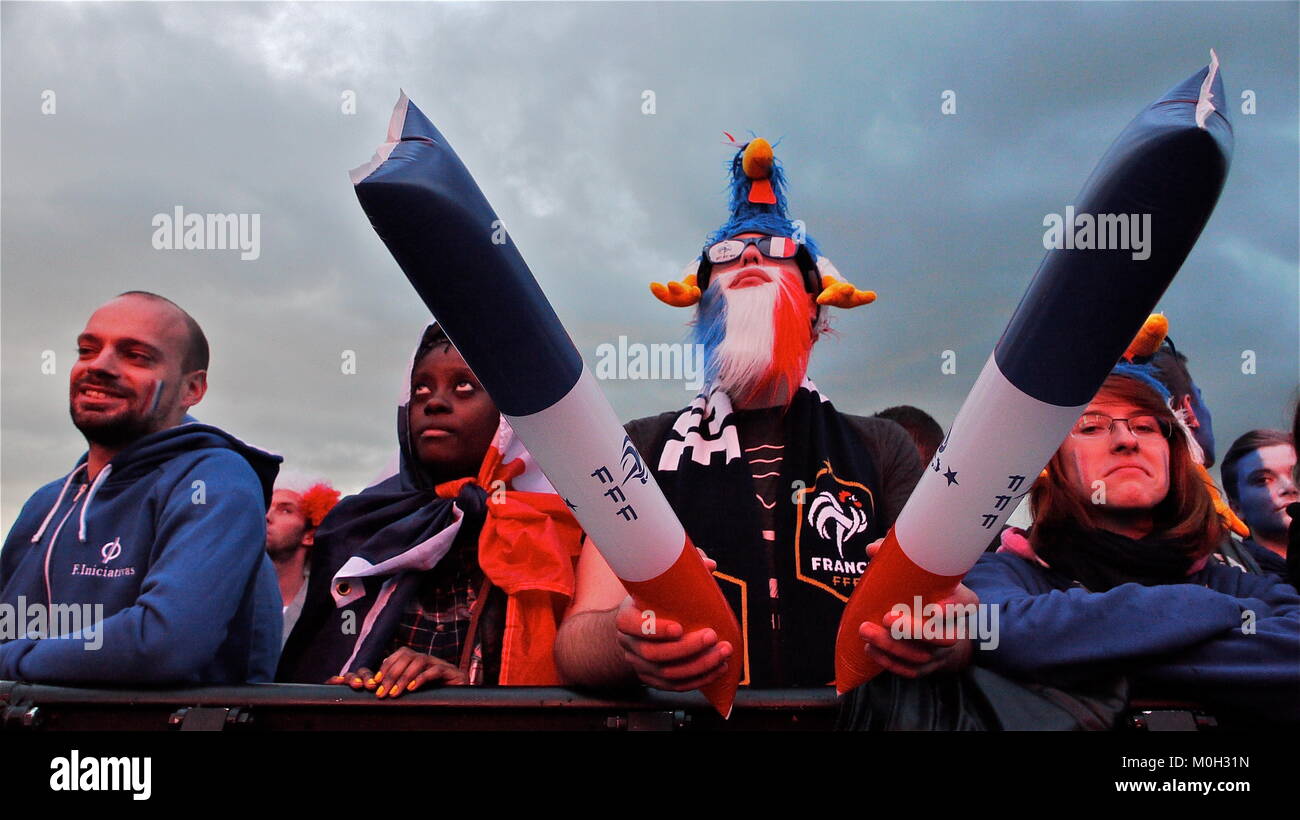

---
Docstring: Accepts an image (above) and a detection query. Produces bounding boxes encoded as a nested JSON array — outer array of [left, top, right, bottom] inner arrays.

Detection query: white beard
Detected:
[[713, 282, 778, 399]]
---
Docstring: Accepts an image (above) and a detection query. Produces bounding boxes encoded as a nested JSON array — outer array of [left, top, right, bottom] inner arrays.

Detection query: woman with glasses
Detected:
[[963, 372, 1300, 726]]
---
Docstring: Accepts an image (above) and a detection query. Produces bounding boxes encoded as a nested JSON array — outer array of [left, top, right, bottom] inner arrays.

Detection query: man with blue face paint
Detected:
[[0, 291, 282, 685]]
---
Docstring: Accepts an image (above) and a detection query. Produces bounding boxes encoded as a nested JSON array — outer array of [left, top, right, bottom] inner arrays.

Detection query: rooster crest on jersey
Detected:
[[794, 459, 876, 601], [809, 489, 869, 560]]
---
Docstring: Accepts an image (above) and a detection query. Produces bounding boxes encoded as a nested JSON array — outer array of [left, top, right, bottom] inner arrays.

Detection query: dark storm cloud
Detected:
[[3, 2, 1295, 531]]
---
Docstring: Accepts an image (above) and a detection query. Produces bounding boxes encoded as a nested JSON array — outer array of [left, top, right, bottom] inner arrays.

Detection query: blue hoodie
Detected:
[[966, 531, 1300, 725], [0, 420, 283, 684]]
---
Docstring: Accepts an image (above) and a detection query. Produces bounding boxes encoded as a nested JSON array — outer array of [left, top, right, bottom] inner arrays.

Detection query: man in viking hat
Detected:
[[556, 137, 958, 689]]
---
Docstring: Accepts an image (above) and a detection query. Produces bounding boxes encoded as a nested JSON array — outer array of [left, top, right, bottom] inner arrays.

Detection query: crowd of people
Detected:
[[1, 138, 1295, 729]]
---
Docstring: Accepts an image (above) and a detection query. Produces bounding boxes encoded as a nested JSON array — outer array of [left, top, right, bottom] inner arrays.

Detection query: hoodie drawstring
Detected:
[[78, 464, 113, 542], [30, 463, 87, 543]]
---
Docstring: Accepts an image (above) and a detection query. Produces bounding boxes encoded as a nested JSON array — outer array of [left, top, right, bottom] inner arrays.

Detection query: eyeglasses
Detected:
[[1069, 413, 1173, 440], [696, 233, 821, 302], [705, 235, 803, 265]]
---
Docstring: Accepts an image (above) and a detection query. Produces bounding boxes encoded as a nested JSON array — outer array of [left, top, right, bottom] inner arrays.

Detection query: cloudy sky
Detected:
[[2, 1, 1296, 534]]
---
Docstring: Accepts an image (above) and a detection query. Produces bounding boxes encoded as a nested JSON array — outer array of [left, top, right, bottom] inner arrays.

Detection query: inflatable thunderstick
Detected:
[[351, 93, 743, 716], [834, 53, 1234, 693]]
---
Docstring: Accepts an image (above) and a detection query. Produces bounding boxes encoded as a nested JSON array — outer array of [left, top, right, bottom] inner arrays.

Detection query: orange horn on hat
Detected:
[[1194, 462, 1251, 537], [650, 261, 702, 307], [814, 258, 875, 309], [817, 274, 876, 309], [1122, 313, 1169, 361]]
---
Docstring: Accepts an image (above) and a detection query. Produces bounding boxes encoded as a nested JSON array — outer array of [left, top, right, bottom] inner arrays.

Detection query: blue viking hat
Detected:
[[705, 135, 821, 259], [649, 134, 876, 319], [698, 135, 821, 293]]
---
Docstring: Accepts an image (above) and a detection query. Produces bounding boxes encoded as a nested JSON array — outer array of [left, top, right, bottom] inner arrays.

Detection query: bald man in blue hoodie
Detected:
[[0, 292, 282, 684]]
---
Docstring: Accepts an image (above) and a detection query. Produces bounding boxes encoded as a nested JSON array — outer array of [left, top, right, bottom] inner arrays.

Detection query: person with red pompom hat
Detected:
[[265, 472, 340, 645]]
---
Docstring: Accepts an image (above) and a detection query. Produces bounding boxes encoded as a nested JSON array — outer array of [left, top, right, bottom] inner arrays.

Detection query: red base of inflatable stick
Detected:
[[833, 528, 963, 695], [622, 537, 743, 718]]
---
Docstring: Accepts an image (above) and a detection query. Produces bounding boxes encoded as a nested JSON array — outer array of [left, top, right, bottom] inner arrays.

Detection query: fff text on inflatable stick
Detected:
[[834, 52, 1234, 694], [350, 92, 743, 716]]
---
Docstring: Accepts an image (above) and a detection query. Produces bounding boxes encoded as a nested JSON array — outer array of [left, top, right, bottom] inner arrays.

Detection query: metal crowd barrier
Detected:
[[1, 681, 1226, 731], [0, 681, 843, 732]]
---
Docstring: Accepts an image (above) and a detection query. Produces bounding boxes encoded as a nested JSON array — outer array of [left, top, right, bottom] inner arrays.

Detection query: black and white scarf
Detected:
[[636, 378, 886, 686]]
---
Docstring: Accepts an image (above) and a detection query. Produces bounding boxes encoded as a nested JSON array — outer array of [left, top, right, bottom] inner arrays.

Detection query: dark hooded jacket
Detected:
[[279, 351, 583, 685], [1, 419, 282, 684]]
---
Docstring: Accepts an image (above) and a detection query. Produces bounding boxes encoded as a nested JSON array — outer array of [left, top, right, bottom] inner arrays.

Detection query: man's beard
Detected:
[[266, 531, 310, 561], [71, 409, 159, 448], [70, 379, 164, 448], [695, 274, 815, 406]]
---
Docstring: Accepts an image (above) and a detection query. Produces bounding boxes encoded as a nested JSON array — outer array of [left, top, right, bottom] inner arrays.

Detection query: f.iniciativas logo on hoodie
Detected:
[[70, 536, 136, 578], [100, 537, 122, 563]]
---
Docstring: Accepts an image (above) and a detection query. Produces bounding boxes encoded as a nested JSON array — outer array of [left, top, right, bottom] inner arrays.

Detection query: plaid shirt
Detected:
[[389, 534, 492, 685]]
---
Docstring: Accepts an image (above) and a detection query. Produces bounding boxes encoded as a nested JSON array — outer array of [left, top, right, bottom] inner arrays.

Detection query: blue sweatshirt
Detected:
[[0, 420, 283, 684], [966, 546, 1300, 724]]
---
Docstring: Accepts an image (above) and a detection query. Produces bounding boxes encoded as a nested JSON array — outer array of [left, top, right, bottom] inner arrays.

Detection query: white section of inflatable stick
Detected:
[[504, 366, 686, 583], [348, 90, 411, 186], [895, 354, 1086, 576], [1195, 49, 1220, 129]]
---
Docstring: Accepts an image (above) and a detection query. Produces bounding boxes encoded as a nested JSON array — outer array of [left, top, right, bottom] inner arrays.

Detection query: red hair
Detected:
[[1030, 374, 1223, 560]]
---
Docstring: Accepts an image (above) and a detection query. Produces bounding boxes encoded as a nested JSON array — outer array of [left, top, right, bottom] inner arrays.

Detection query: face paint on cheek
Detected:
[[148, 380, 164, 415]]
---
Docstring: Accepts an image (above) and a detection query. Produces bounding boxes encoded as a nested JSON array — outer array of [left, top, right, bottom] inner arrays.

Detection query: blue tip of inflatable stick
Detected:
[[993, 55, 1233, 408], [352, 94, 584, 417]]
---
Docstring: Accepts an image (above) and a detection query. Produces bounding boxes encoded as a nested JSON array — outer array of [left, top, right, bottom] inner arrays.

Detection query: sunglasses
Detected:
[[697, 235, 820, 296], [705, 235, 803, 265]]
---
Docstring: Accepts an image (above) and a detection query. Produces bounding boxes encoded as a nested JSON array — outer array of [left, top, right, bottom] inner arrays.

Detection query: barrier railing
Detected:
[[1, 681, 1222, 731], [0, 681, 843, 732]]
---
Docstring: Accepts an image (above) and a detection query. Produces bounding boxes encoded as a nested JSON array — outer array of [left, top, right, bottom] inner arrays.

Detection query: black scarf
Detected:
[[1035, 522, 1196, 593], [637, 380, 885, 686], [277, 408, 488, 683]]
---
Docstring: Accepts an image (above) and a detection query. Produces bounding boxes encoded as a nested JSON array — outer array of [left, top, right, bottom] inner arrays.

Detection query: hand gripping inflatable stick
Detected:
[[834, 53, 1234, 693], [351, 93, 743, 716]]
